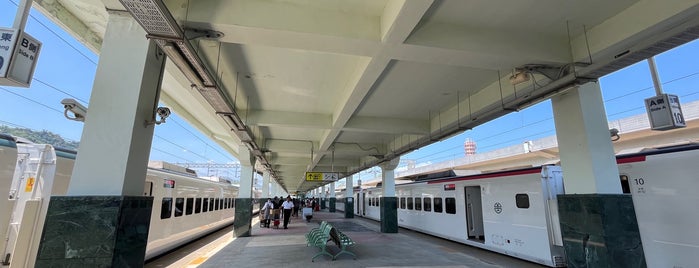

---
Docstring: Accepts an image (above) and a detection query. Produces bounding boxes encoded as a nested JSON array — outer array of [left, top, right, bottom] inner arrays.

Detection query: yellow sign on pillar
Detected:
[[25, 177, 35, 192]]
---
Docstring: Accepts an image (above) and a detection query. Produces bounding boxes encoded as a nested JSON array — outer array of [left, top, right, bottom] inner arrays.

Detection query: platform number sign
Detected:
[[0, 27, 42, 87], [494, 202, 502, 214], [645, 94, 686, 131]]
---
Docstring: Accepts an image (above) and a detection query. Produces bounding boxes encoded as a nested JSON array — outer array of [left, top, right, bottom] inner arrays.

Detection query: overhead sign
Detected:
[[305, 172, 339, 182], [0, 28, 41, 88], [645, 94, 685, 131]]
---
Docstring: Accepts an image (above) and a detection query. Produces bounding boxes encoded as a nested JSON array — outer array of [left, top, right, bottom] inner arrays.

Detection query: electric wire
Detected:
[[7, 0, 98, 65], [3, 0, 237, 165], [0, 86, 63, 114], [413, 71, 699, 163]]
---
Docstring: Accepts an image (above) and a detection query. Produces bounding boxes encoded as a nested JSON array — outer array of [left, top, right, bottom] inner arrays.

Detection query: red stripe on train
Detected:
[[427, 168, 542, 184], [617, 155, 646, 164]]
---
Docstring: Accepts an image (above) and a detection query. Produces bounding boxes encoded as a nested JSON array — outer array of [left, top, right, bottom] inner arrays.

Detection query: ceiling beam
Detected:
[[245, 110, 331, 129], [344, 116, 429, 135], [34, 0, 103, 53], [312, 1, 433, 170]]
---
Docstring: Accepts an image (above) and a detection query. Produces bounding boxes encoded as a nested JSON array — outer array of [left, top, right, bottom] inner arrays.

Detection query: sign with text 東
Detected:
[[0, 28, 41, 88]]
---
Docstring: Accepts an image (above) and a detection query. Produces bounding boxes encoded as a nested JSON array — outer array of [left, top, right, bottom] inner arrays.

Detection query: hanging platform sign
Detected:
[[305, 172, 339, 182], [0, 28, 41, 88], [645, 94, 685, 131]]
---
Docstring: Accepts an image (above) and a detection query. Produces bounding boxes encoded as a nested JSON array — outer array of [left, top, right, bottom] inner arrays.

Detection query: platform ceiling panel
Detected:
[[35, 0, 699, 193]]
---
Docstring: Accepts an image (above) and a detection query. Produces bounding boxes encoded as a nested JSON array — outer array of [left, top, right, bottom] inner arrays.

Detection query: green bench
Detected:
[[329, 227, 356, 260], [305, 221, 357, 261], [305, 221, 329, 246], [307, 224, 334, 262]]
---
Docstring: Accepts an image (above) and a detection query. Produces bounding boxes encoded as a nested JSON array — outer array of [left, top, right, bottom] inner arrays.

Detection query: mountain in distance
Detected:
[[0, 125, 79, 150]]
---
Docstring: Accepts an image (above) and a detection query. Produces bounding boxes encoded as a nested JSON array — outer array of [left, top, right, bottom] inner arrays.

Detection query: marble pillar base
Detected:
[[329, 197, 336, 212], [557, 194, 646, 268], [380, 197, 398, 233], [344, 197, 354, 218], [234, 198, 253, 237], [36, 196, 153, 267]]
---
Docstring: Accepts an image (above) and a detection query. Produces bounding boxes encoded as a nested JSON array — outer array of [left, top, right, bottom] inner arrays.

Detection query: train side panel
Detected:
[[145, 169, 237, 259], [0, 135, 18, 257], [620, 148, 699, 267], [365, 168, 563, 267]]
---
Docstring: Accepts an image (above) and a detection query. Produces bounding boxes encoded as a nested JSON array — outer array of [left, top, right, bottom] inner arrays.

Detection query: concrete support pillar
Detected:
[[262, 172, 270, 198], [329, 182, 336, 212], [380, 158, 400, 233], [36, 12, 164, 267], [551, 82, 644, 267], [552, 82, 621, 194], [320, 186, 327, 209], [344, 175, 354, 218], [234, 150, 255, 237]]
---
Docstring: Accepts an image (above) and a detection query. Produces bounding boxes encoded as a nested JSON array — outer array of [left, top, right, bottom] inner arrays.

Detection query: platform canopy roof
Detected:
[[35, 0, 699, 193]]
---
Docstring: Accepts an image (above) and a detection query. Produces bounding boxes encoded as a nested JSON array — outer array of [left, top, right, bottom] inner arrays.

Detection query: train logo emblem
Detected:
[[494, 202, 502, 214]]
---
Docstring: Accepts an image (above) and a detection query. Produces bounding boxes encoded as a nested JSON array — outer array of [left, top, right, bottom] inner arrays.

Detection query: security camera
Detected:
[[146, 106, 171, 125], [61, 98, 88, 122], [610, 128, 620, 141], [156, 107, 171, 120]]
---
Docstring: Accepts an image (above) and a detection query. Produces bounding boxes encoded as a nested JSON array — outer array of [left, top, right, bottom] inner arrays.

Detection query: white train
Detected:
[[337, 143, 699, 267], [0, 134, 248, 266]]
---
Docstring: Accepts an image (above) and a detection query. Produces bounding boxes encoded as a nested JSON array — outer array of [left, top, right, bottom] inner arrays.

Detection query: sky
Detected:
[[1, 0, 698, 185]]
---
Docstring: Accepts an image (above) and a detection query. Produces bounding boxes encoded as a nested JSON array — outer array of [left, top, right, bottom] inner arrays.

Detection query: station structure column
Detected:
[[344, 175, 354, 218], [329, 182, 336, 212], [320, 185, 327, 209], [261, 172, 270, 205], [551, 82, 644, 267], [36, 12, 165, 267], [234, 150, 255, 237], [380, 158, 400, 233]]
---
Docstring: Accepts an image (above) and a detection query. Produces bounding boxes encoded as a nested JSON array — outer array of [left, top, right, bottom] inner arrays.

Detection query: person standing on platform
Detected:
[[261, 198, 274, 228], [292, 198, 300, 217], [281, 196, 294, 229]]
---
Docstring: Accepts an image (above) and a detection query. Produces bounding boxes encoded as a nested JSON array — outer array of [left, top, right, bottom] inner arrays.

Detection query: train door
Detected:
[[464, 186, 484, 242], [362, 192, 367, 216], [144, 181, 153, 196]]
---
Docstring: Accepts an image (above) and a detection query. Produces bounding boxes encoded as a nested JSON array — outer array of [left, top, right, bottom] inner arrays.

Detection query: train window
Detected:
[[407, 197, 413, 210], [434, 197, 443, 213], [224, 198, 228, 209], [221, 198, 225, 209], [232, 198, 236, 208], [515, 194, 530, 209], [161, 198, 172, 219], [203, 198, 209, 212], [423, 197, 432, 212], [377, 197, 380, 207], [186, 198, 194, 215], [371, 198, 375, 206], [400, 197, 406, 209], [219, 198, 223, 209], [214, 198, 220, 211], [209, 198, 214, 211], [445, 197, 456, 214], [415, 197, 422, 211], [174, 198, 184, 217], [195, 198, 202, 213]]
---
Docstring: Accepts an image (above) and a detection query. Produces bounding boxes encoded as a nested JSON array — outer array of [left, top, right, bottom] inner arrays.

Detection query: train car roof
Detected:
[[616, 142, 699, 160], [0, 133, 16, 148]]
